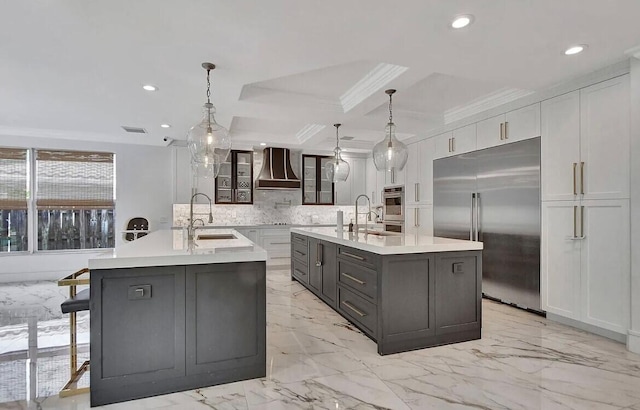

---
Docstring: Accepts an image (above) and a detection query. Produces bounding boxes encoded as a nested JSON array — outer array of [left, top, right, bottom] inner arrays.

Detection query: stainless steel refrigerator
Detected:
[[433, 137, 541, 311]]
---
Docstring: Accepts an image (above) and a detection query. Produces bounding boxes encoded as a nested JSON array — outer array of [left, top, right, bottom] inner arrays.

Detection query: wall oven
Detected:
[[383, 221, 403, 233], [382, 186, 404, 222]]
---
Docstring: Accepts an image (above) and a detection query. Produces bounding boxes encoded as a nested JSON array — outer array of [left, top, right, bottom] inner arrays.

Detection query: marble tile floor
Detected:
[[1, 270, 640, 409]]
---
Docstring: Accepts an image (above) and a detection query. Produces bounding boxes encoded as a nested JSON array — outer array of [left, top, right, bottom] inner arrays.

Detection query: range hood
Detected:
[[256, 147, 301, 190]]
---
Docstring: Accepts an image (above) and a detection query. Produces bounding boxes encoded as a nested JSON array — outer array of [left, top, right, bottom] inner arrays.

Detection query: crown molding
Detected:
[[0, 126, 166, 147], [295, 124, 326, 144], [444, 88, 534, 125], [339, 63, 409, 112]]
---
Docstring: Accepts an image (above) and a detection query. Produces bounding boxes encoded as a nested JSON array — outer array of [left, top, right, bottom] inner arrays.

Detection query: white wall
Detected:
[[0, 135, 174, 282], [629, 56, 640, 353]]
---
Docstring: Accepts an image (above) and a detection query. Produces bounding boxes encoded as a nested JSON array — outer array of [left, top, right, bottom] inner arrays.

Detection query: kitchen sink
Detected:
[[196, 234, 237, 240], [362, 230, 400, 236]]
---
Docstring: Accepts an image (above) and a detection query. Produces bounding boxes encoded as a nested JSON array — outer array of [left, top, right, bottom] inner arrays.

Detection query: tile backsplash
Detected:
[[173, 203, 355, 227]]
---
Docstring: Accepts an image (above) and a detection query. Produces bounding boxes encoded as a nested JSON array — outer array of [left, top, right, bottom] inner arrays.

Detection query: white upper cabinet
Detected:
[[365, 156, 378, 205], [434, 124, 476, 159], [476, 103, 540, 150], [579, 75, 630, 200], [406, 138, 434, 204], [335, 157, 367, 205], [541, 91, 581, 201]]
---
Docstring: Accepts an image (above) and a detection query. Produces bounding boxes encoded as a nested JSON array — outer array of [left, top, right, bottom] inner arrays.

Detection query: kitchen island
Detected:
[[88, 229, 267, 407], [290, 227, 483, 355]]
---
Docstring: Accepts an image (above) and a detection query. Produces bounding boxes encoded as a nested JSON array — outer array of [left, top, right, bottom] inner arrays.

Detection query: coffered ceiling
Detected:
[[1, 0, 639, 152]]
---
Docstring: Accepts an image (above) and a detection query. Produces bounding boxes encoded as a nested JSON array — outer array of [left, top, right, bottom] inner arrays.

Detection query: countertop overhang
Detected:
[[89, 229, 267, 270], [290, 227, 483, 255]]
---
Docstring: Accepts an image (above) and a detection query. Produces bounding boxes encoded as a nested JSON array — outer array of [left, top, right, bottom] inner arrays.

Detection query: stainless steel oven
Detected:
[[383, 221, 403, 233], [382, 186, 404, 222]]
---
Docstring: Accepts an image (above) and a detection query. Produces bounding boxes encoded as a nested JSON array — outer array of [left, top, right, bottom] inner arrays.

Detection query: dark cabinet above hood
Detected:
[[256, 147, 301, 190]]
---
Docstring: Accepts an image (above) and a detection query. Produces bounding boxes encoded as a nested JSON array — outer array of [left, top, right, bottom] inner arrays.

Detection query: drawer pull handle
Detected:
[[342, 301, 366, 317], [294, 269, 307, 276], [341, 272, 365, 285], [294, 237, 306, 242], [271, 256, 290, 260], [135, 288, 145, 297], [294, 250, 305, 256], [341, 251, 365, 261], [270, 242, 291, 245]]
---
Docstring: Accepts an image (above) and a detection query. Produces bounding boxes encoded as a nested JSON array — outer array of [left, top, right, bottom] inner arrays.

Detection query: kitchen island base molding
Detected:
[[90, 262, 266, 407]]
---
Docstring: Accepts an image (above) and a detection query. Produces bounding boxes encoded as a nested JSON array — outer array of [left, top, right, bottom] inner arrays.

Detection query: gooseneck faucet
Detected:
[[354, 194, 371, 234], [189, 192, 213, 242]]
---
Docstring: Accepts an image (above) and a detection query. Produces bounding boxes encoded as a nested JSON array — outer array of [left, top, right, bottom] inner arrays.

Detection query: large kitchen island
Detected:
[[88, 229, 267, 407], [290, 227, 483, 355]]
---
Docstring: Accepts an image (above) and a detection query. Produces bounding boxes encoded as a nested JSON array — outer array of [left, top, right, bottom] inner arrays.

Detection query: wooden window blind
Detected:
[[35, 149, 115, 209], [0, 148, 28, 210]]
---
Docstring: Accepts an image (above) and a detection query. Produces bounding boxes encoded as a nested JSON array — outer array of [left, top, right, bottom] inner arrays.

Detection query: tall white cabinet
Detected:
[[335, 157, 367, 206], [541, 74, 630, 336]]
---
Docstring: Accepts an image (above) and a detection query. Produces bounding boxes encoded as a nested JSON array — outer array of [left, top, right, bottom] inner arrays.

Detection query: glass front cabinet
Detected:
[[215, 150, 254, 204], [302, 155, 334, 205]]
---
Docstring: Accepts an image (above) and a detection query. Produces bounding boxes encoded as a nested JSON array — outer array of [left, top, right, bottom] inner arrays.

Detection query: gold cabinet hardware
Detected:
[[341, 251, 365, 261], [573, 163, 577, 195], [341, 300, 366, 317], [580, 162, 585, 195], [504, 121, 509, 139], [341, 272, 365, 285]]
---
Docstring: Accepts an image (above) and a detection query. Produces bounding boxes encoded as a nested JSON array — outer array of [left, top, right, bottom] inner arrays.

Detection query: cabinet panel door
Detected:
[[417, 205, 433, 236], [580, 199, 630, 334], [376, 163, 386, 191], [451, 123, 477, 155], [334, 176, 351, 206], [476, 114, 505, 150], [365, 157, 379, 205], [580, 75, 630, 200], [405, 143, 419, 204], [435, 253, 481, 334], [350, 158, 367, 203], [505, 103, 541, 143], [417, 138, 434, 204], [308, 238, 322, 292], [541, 202, 581, 319], [541, 91, 581, 201], [320, 241, 337, 307], [434, 131, 454, 159]]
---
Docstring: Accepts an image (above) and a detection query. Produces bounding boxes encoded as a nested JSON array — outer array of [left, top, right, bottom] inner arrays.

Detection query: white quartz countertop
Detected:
[[89, 229, 267, 270], [290, 227, 483, 255]]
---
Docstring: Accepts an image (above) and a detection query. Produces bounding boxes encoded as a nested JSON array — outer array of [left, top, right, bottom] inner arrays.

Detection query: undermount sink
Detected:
[[362, 230, 400, 236], [196, 234, 237, 240]]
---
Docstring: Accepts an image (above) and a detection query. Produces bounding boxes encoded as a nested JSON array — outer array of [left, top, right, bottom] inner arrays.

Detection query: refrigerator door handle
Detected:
[[475, 192, 481, 241], [470, 193, 476, 240]]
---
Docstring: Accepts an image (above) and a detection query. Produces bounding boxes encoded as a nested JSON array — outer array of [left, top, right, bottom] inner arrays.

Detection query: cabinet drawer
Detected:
[[337, 246, 377, 269], [292, 242, 308, 264], [291, 259, 309, 283], [338, 286, 377, 338], [262, 236, 291, 252], [267, 254, 290, 266], [291, 233, 308, 246], [262, 228, 290, 237], [338, 260, 377, 302]]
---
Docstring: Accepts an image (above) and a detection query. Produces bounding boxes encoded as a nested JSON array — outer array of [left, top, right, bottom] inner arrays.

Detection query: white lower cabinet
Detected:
[[237, 227, 291, 267], [405, 205, 433, 236], [542, 199, 630, 334]]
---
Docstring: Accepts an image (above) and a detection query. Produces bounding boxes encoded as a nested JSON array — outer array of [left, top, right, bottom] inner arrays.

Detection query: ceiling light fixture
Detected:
[[326, 124, 350, 182], [160, 124, 171, 128], [564, 45, 587, 55], [260, 142, 267, 146], [451, 15, 473, 29], [186, 63, 231, 179], [373, 89, 408, 172], [142, 85, 157, 91]]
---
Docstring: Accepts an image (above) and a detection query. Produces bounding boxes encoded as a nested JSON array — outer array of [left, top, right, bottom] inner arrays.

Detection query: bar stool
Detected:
[[58, 268, 90, 397]]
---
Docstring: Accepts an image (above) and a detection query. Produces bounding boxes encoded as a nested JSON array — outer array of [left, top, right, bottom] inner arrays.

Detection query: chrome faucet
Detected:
[[189, 192, 213, 242], [354, 194, 371, 234]]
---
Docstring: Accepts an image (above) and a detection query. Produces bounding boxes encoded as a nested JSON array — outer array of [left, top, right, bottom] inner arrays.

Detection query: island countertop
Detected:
[[290, 227, 483, 255], [89, 228, 267, 270]]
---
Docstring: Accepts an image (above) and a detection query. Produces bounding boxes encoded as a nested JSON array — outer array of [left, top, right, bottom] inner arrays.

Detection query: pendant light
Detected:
[[372, 89, 408, 172], [187, 63, 231, 179], [326, 123, 350, 182]]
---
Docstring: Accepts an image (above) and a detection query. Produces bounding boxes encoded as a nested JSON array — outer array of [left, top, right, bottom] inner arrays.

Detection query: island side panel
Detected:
[[378, 254, 435, 355], [185, 261, 266, 377], [90, 266, 186, 406]]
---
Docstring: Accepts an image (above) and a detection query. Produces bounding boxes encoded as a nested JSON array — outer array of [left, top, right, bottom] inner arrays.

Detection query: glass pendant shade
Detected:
[[372, 122, 408, 172], [326, 123, 350, 182], [326, 147, 350, 182], [187, 102, 231, 178]]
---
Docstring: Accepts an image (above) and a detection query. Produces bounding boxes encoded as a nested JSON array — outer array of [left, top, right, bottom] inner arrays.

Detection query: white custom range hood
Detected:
[[256, 147, 301, 190]]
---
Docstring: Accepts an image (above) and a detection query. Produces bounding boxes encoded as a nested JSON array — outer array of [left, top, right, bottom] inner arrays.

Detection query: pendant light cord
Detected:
[[206, 68, 212, 105], [388, 93, 393, 124]]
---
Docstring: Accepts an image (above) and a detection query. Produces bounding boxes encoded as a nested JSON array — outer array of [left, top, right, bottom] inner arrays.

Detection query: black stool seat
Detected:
[[61, 288, 90, 314]]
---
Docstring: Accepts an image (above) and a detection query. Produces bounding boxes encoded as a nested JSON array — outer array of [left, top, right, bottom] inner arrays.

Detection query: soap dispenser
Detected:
[[348, 219, 354, 232]]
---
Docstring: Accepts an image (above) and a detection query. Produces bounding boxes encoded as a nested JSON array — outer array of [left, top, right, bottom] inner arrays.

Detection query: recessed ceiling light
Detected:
[[160, 124, 171, 128], [142, 84, 157, 91], [564, 45, 587, 55], [451, 15, 473, 29], [260, 142, 267, 146]]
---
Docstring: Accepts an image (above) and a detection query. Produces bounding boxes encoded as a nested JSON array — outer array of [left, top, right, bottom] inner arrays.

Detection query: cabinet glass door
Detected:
[[235, 151, 252, 203], [303, 156, 317, 204], [216, 161, 233, 203], [319, 157, 333, 204]]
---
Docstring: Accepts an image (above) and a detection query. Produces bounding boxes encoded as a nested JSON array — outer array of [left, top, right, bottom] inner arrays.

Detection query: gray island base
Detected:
[[88, 229, 267, 407], [290, 227, 483, 355]]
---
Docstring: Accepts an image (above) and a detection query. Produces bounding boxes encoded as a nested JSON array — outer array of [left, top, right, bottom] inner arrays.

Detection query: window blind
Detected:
[[0, 148, 28, 210], [36, 150, 115, 209]]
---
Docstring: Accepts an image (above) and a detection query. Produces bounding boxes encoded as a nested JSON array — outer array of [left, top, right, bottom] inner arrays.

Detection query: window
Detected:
[[0, 147, 115, 253], [36, 150, 115, 250], [0, 148, 29, 252]]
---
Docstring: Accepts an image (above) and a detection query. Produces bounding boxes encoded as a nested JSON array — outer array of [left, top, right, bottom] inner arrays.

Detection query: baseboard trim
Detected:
[[628, 330, 640, 354], [547, 313, 627, 343]]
